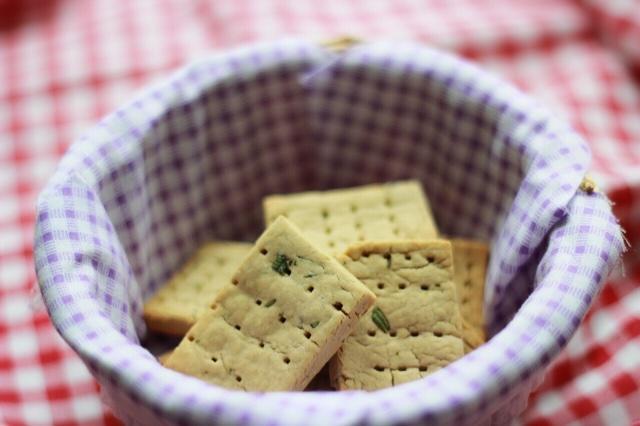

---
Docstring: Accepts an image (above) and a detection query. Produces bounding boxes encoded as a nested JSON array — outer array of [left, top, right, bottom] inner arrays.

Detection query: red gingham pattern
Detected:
[[1, 1, 638, 424]]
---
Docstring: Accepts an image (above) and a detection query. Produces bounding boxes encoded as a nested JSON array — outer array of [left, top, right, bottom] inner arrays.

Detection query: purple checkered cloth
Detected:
[[34, 40, 624, 425]]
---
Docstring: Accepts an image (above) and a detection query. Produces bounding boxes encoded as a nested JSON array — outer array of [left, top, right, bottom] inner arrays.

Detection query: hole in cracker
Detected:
[[420, 284, 429, 291], [435, 283, 441, 289], [398, 366, 407, 371], [355, 221, 362, 229], [427, 256, 435, 263], [307, 286, 314, 293], [384, 198, 392, 207], [283, 357, 291, 364], [462, 297, 469, 304], [235, 324, 241, 331], [321, 209, 329, 219], [410, 331, 419, 337], [464, 280, 471, 287], [363, 252, 370, 258], [188, 335, 195, 342], [350, 204, 358, 212], [392, 228, 400, 236], [367, 330, 376, 337], [210, 303, 218, 310], [404, 254, 411, 261], [328, 241, 335, 248], [260, 248, 268, 255], [390, 331, 397, 337], [434, 331, 443, 337], [419, 366, 427, 372], [236, 375, 242, 382], [256, 299, 262, 306], [259, 342, 265, 348], [304, 331, 311, 339], [377, 283, 385, 290], [333, 302, 343, 311], [467, 261, 473, 270], [211, 356, 217, 362], [325, 227, 332, 234], [398, 283, 406, 290], [279, 315, 286, 323], [389, 214, 395, 222], [232, 278, 239, 286], [374, 366, 385, 372]]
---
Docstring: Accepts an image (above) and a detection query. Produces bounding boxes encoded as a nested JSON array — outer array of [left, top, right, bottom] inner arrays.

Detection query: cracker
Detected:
[[158, 350, 173, 366], [263, 181, 438, 255], [164, 217, 376, 391], [143, 242, 252, 336], [451, 239, 489, 353], [330, 240, 465, 391]]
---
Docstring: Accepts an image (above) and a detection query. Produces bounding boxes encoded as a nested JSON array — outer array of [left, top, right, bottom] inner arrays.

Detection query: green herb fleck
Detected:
[[265, 299, 276, 307], [310, 320, 320, 328], [371, 307, 390, 333], [304, 273, 317, 278], [272, 253, 295, 276]]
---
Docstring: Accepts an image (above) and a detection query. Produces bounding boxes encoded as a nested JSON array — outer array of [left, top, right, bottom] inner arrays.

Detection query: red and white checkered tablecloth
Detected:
[[1, 1, 639, 424]]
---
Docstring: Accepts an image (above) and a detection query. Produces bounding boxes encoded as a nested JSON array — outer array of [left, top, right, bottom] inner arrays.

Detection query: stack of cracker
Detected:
[[144, 180, 489, 392]]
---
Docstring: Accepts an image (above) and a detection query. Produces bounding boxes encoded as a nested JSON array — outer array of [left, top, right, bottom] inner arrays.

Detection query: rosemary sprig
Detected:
[[272, 253, 295, 276], [371, 306, 390, 333]]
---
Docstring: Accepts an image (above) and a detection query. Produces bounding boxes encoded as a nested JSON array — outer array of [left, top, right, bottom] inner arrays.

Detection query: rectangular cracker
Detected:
[[330, 240, 465, 391], [143, 242, 252, 336], [451, 239, 489, 353], [262, 181, 438, 256], [158, 350, 173, 365], [164, 217, 376, 391]]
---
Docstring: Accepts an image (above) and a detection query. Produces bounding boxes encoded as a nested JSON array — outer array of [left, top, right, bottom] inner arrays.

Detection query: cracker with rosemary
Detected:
[[329, 240, 464, 391], [262, 180, 438, 256], [451, 239, 489, 353], [143, 242, 252, 336], [164, 217, 376, 391]]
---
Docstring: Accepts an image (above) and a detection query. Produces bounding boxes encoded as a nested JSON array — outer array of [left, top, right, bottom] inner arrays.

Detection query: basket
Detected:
[[34, 40, 624, 425]]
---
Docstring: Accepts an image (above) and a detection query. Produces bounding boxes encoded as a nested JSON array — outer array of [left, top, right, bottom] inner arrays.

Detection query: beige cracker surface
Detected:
[[164, 217, 376, 391], [263, 181, 438, 256], [158, 350, 173, 365], [330, 240, 464, 390], [143, 242, 252, 336], [451, 239, 489, 353]]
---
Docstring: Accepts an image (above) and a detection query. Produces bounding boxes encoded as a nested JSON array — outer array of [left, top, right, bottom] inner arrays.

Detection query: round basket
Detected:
[[34, 40, 623, 425]]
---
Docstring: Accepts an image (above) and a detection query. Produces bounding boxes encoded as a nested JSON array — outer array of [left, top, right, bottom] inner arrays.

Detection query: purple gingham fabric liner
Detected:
[[33, 40, 624, 425]]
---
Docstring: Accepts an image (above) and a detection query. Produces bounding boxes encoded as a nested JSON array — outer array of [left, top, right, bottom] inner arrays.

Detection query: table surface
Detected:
[[1, 1, 639, 425]]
